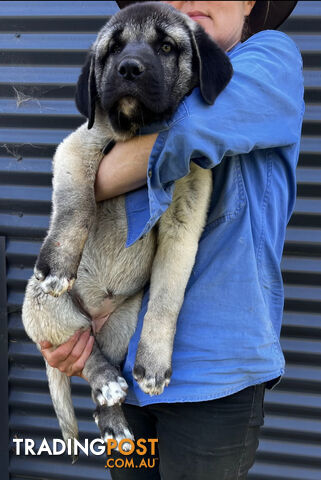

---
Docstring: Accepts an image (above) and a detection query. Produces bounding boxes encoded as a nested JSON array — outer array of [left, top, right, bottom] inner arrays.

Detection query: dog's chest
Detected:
[[74, 194, 156, 307]]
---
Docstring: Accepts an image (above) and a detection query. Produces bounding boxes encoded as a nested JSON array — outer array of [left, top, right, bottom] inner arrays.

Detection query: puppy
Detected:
[[22, 1, 232, 454]]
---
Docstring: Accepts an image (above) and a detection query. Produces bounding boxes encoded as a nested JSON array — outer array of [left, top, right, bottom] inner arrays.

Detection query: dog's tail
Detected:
[[46, 362, 79, 463]]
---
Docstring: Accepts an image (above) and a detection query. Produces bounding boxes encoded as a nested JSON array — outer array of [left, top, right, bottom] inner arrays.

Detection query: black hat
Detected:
[[115, 1, 298, 35]]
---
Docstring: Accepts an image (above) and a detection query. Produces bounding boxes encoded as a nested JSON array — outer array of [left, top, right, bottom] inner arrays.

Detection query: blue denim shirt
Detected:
[[122, 30, 304, 406]]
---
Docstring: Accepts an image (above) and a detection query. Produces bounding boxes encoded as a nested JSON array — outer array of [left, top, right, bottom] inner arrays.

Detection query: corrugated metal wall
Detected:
[[0, 1, 320, 479]]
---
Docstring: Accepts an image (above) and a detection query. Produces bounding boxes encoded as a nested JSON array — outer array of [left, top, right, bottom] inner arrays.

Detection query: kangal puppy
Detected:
[[22, 1, 232, 457]]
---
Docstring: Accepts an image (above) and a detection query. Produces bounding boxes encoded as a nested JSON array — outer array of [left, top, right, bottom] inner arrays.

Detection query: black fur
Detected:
[[191, 24, 234, 104], [75, 54, 97, 129]]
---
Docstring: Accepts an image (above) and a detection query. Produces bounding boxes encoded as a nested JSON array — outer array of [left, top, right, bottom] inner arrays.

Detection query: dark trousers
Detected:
[[108, 382, 266, 480]]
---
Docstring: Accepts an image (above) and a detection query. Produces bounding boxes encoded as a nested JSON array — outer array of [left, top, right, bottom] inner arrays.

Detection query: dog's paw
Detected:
[[93, 376, 128, 407], [133, 364, 172, 395], [133, 344, 172, 395], [34, 237, 78, 296], [93, 405, 134, 451]]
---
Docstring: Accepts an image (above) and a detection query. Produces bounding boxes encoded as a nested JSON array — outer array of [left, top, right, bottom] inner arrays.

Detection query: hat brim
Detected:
[[115, 1, 298, 34], [249, 1, 297, 34]]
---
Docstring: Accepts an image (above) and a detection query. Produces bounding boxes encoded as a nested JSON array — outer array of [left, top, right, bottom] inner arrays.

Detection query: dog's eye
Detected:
[[109, 42, 122, 55], [160, 42, 172, 54]]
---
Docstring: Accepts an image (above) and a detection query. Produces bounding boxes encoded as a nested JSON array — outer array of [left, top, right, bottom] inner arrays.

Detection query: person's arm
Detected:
[[95, 133, 158, 201]]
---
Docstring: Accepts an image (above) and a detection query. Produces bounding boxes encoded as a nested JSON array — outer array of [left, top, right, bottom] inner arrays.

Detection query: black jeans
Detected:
[[108, 382, 266, 480]]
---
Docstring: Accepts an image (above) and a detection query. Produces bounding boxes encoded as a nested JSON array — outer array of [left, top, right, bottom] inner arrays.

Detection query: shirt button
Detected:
[[148, 169, 152, 178]]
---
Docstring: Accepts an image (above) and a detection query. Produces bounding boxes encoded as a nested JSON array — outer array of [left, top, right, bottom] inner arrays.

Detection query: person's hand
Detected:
[[39, 329, 94, 381]]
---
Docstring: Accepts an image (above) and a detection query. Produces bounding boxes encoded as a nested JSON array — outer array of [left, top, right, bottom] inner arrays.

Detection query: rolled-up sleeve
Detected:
[[125, 30, 304, 247]]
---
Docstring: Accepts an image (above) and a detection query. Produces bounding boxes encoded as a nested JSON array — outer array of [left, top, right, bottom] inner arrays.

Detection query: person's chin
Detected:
[[190, 16, 213, 35]]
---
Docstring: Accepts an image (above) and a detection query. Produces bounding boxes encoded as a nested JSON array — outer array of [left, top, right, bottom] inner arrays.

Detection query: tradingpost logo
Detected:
[[12, 437, 159, 468]]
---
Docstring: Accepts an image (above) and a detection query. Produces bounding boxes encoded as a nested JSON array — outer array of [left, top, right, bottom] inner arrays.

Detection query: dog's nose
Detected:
[[117, 59, 145, 80]]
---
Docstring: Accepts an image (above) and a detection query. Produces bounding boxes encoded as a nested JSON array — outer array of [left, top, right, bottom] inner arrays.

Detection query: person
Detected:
[[39, 1, 304, 478]]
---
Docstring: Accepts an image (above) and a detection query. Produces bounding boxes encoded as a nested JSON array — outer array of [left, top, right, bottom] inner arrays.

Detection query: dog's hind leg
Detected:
[[91, 292, 143, 443], [82, 341, 128, 408], [93, 404, 134, 448], [45, 347, 130, 461], [22, 277, 89, 456], [22, 277, 129, 449]]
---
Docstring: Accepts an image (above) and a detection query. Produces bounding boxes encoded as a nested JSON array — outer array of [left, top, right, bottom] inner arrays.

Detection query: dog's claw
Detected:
[[104, 428, 134, 451], [34, 268, 45, 281], [117, 376, 128, 392], [38, 275, 75, 297], [133, 364, 172, 396]]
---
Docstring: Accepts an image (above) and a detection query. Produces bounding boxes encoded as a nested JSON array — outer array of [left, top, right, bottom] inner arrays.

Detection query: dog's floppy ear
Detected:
[[191, 25, 233, 105], [75, 52, 97, 129]]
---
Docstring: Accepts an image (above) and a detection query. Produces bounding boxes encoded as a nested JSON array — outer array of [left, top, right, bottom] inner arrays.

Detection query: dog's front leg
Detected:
[[133, 165, 212, 395], [35, 125, 105, 296]]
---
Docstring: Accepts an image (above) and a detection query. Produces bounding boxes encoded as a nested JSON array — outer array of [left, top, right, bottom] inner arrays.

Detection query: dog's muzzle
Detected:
[[117, 58, 145, 81]]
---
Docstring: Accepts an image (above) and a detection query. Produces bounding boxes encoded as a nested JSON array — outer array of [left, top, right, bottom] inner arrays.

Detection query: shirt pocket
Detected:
[[204, 155, 246, 230]]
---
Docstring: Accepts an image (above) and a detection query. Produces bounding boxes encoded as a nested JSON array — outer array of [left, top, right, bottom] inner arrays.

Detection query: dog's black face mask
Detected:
[[75, 1, 233, 135]]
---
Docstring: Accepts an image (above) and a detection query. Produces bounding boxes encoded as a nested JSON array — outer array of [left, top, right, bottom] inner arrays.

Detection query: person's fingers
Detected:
[[57, 332, 94, 376], [67, 329, 92, 364], [38, 329, 93, 376], [72, 335, 95, 377], [42, 330, 83, 367], [39, 340, 54, 363]]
